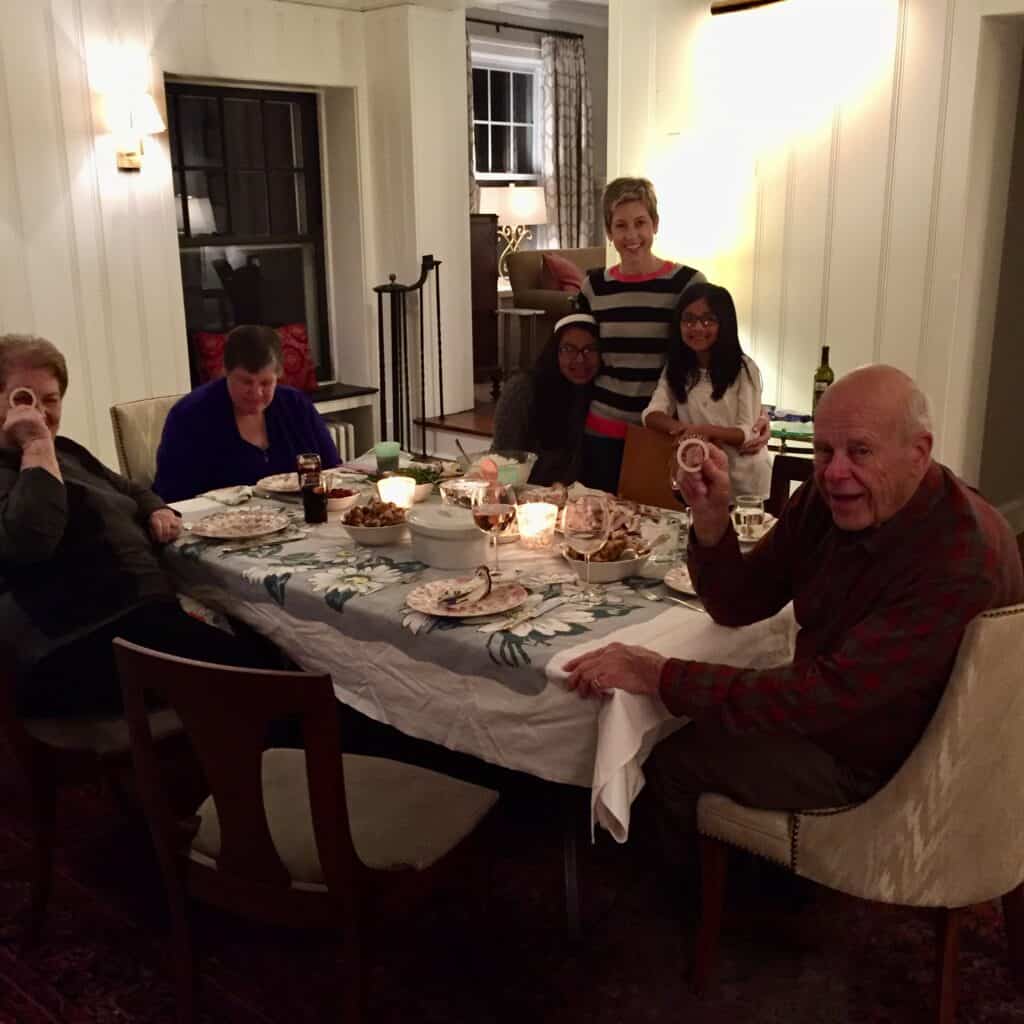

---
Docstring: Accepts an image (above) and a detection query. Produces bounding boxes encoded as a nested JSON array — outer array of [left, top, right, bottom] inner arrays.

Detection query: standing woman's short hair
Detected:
[[0, 334, 69, 395], [223, 325, 282, 375], [602, 177, 660, 232]]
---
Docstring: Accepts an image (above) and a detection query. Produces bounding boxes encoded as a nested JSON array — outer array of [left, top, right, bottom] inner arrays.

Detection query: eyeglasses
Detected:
[[680, 315, 719, 329], [558, 345, 599, 361]]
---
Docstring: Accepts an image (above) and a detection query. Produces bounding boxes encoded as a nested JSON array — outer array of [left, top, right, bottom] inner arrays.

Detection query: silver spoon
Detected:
[[643, 591, 705, 614]]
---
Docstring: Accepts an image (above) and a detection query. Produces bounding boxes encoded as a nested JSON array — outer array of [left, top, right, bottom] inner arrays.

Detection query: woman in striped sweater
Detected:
[[576, 177, 705, 492]]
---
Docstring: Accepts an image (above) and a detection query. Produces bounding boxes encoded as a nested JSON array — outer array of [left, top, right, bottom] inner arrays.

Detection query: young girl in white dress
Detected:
[[642, 282, 771, 499]]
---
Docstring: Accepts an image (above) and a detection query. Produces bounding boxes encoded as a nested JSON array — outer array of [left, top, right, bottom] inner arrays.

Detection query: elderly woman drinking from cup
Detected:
[[153, 324, 339, 501], [0, 334, 275, 717]]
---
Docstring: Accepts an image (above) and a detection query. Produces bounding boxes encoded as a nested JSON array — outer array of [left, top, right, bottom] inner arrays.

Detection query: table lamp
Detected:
[[479, 185, 548, 278]]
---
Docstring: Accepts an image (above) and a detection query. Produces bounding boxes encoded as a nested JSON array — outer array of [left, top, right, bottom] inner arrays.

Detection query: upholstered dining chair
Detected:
[[617, 425, 682, 511], [114, 640, 500, 1024], [692, 603, 1024, 1024], [0, 653, 183, 942], [109, 393, 183, 488]]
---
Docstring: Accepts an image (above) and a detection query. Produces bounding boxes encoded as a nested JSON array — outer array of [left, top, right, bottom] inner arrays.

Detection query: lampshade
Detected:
[[175, 196, 216, 235], [129, 93, 166, 135], [479, 185, 548, 226], [104, 91, 166, 136]]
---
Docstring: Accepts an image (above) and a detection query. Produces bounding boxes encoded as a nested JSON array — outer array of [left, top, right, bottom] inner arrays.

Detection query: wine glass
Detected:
[[471, 481, 517, 575], [561, 494, 611, 600]]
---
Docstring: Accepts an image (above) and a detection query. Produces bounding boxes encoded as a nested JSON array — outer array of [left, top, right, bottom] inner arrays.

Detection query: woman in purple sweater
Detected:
[[153, 325, 339, 502]]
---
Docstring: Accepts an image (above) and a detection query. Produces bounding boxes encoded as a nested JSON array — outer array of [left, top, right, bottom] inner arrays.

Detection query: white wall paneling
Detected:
[[0, 0, 474, 465], [606, 0, 1024, 506]]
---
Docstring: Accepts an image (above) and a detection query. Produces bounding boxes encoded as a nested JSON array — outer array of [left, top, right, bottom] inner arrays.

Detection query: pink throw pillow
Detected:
[[540, 253, 585, 294], [191, 325, 317, 392]]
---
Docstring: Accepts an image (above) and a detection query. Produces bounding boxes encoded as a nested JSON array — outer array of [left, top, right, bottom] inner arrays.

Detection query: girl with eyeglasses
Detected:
[[643, 282, 771, 499], [492, 314, 601, 485]]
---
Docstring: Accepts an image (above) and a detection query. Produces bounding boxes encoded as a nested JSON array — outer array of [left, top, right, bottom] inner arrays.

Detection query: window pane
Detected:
[[268, 172, 307, 234], [183, 171, 227, 235], [472, 68, 488, 116], [491, 71, 510, 122], [513, 73, 533, 123], [224, 98, 264, 169], [228, 172, 269, 234], [265, 100, 302, 169], [491, 125, 510, 174], [178, 96, 222, 167], [514, 126, 534, 175], [474, 124, 489, 173]]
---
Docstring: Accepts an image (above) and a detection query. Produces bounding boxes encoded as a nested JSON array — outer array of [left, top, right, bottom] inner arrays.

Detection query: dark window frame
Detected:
[[166, 80, 332, 381]]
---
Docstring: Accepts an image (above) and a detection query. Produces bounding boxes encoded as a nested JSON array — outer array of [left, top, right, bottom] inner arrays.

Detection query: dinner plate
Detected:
[[189, 509, 291, 540], [405, 579, 529, 618], [663, 564, 696, 596], [256, 472, 301, 494]]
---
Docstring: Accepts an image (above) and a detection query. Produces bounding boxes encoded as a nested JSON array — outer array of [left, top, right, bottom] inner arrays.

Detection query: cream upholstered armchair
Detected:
[[694, 603, 1024, 1023], [109, 394, 183, 489]]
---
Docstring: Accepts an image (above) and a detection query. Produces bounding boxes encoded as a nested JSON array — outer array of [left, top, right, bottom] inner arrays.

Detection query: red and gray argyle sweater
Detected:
[[660, 463, 1024, 782]]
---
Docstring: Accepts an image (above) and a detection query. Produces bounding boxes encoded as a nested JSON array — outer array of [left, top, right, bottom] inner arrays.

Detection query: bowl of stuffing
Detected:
[[340, 499, 408, 545]]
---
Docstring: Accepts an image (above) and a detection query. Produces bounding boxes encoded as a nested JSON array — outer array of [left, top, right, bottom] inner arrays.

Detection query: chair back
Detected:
[[617, 425, 682, 510], [796, 603, 1024, 905], [109, 394, 183, 488], [114, 640, 360, 900], [765, 452, 814, 519]]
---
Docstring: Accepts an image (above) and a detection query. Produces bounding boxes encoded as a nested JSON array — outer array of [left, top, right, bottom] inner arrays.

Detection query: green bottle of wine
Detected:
[[812, 345, 834, 415]]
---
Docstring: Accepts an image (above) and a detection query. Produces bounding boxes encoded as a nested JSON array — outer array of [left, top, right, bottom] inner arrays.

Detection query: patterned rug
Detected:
[[2, 757, 1023, 1024]]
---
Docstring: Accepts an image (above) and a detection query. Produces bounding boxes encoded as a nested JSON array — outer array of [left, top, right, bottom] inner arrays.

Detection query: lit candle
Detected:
[[516, 501, 558, 549], [377, 475, 416, 509]]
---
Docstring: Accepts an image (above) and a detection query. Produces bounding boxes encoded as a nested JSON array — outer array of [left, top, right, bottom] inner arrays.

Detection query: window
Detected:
[[166, 82, 331, 382], [471, 40, 542, 181]]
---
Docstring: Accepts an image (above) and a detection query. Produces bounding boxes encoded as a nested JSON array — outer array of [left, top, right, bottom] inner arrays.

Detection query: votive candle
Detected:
[[377, 474, 416, 509], [516, 501, 558, 549]]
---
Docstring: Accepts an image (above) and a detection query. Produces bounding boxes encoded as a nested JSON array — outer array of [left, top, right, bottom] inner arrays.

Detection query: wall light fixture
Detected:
[[105, 92, 166, 172]]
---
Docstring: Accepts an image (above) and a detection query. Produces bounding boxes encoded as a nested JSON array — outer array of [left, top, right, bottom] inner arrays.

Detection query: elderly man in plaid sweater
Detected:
[[567, 365, 1024, 858]]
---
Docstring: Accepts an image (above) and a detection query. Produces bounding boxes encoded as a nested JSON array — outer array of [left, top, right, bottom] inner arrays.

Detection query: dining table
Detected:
[[164, 488, 796, 931]]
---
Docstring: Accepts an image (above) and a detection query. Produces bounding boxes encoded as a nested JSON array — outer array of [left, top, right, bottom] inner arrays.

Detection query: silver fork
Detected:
[[642, 591, 706, 614]]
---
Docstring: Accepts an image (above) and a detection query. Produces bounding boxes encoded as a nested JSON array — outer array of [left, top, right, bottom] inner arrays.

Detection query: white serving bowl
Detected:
[[412, 481, 434, 503], [340, 522, 408, 546], [326, 490, 361, 513], [407, 504, 489, 569], [562, 549, 651, 583], [457, 449, 538, 486]]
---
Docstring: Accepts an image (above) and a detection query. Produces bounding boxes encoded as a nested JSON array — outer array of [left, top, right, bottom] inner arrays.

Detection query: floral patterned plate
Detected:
[[189, 509, 291, 540], [256, 472, 301, 494], [405, 579, 529, 618], [663, 565, 696, 596]]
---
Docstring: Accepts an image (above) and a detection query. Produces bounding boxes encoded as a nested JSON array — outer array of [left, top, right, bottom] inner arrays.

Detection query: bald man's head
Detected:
[[812, 365, 934, 531]]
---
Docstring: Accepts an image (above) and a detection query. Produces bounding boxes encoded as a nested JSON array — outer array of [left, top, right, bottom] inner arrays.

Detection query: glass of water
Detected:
[[732, 494, 765, 540]]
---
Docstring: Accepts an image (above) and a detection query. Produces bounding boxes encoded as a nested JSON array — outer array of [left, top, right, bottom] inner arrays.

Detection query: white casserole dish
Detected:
[[407, 505, 489, 569]]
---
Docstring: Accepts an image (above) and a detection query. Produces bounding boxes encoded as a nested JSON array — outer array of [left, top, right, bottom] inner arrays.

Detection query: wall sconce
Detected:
[[479, 185, 548, 278], [711, 0, 787, 12], [105, 92, 165, 172]]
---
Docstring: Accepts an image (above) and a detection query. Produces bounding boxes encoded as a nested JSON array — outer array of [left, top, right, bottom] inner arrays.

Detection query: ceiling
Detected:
[[277, 0, 608, 29]]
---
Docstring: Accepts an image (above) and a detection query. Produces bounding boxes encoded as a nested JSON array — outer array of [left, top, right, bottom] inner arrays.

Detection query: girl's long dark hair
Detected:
[[666, 282, 750, 404], [530, 320, 599, 449]]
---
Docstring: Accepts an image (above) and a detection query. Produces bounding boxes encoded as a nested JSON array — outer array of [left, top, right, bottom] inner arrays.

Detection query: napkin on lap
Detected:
[[200, 485, 253, 505], [547, 604, 797, 843]]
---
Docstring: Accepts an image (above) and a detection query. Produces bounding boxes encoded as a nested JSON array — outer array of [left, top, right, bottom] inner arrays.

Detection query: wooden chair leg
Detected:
[[936, 906, 965, 1024], [693, 836, 729, 997], [1002, 882, 1024, 990]]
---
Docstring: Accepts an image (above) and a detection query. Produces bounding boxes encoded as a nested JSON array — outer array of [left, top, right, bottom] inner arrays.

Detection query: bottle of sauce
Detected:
[[297, 452, 327, 524], [812, 346, 834, 415]]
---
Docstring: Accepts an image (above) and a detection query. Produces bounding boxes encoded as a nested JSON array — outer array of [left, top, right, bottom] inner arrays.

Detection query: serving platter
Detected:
[[189, 509, 291, 541], [256, 472, 301, 494], [405, 579, 529, 618]]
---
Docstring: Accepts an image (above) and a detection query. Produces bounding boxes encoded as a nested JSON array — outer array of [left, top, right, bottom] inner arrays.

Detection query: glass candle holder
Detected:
[[515, 501, 558, 549], [377, 474, 416, 509]]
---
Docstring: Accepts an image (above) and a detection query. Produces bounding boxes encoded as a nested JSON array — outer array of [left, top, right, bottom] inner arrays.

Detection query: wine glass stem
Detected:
[[493, 532, 500, 573], [585, 552, 591, 591]]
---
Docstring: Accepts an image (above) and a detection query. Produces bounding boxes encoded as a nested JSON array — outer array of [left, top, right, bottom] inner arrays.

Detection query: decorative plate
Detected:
[[189, 509, 291, 540], [256, 472, 301, 494], [663, 565, 696, 596], [405, 579, 529, 618]]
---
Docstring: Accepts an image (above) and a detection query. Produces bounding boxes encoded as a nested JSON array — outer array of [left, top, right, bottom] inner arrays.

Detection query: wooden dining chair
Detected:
[[617, 424, 682, 510], [114, 639, 500, 1024], [0, 654, 183, 942], [691, 603, 1024, 1023], [765, 452, 814, 519]]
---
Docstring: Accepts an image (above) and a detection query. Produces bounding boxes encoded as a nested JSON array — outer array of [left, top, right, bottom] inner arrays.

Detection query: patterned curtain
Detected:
[[466, 33, 480, 215], [540, 36, 594, 249]]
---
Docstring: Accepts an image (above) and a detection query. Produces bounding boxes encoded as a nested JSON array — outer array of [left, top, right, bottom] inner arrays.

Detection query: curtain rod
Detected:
[[466, 16, 584, 41]]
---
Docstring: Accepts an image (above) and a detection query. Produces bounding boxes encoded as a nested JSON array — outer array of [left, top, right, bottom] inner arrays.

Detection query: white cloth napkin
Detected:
[[547, 603, 797, 843], [200, 485, 253, 505]]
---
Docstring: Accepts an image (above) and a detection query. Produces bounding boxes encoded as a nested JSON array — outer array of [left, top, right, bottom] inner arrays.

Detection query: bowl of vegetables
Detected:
[[390, 463, 442, 502]]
